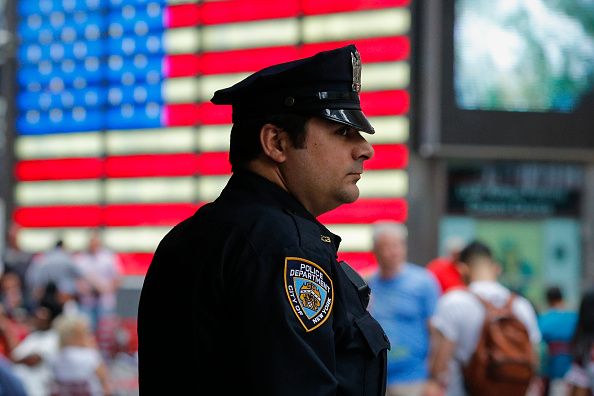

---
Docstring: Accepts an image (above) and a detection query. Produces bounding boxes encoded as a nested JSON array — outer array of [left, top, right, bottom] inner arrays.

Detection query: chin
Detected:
[[340, 187, 360, 204]]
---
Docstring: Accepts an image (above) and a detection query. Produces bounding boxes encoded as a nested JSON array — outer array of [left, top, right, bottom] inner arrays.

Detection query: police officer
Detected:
[[137, 44, 390, 395]]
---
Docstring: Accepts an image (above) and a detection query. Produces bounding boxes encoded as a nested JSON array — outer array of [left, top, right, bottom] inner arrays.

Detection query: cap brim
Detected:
[[318, 109, 375, 134]]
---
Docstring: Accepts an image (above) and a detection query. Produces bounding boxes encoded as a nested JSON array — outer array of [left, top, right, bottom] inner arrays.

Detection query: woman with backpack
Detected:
[[565, 288, 594, 396]]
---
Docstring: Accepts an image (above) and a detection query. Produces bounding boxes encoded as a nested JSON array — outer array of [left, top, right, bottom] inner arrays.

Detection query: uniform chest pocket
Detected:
[[355, 312, 391, 356]]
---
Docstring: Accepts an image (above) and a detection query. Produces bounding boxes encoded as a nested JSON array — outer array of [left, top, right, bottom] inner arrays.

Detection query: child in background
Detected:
[[51, 314, 111, 396]]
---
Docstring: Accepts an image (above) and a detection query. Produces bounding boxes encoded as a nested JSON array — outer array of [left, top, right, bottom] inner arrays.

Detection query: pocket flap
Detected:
[[355, 313, 391, 356]]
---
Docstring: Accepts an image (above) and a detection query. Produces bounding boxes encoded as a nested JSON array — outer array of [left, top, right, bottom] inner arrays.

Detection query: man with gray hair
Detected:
[[367, 221, 440, 396]]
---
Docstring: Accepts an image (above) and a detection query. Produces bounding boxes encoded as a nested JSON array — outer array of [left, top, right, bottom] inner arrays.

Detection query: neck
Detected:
[[470, 267, 498, 283], [379, 262, 404, 279], [246, 160, 289, 192], [246, 159, 327, 217]]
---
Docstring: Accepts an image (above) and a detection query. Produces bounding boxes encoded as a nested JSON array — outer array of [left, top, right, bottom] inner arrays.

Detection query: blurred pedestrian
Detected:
[[50, 314, 111, 396], [539, 285, 578, 396], [0, 270, 33, 326], [368, 221, 440, 396], [11, 285, 63, 396], [0, 303, 29, 360], [0, 355, 27, 396], [426, 236, 465, 293], [1, 223, 34, 303], [564, 288, 594, 396], [74, 231, 123, 332], [26, 240, 82, 307], [424, 240, 541, 396], [138, 44, 389, 395]]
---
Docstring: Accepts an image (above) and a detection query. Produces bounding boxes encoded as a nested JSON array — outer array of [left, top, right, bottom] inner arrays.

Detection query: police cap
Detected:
[[210, 44, 374, 134]]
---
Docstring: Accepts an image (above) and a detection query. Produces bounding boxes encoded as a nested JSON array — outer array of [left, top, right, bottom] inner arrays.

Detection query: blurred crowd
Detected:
[[367, 221, 594, 396], [2, 219, 592, 396], [0, 224, 138, 396]]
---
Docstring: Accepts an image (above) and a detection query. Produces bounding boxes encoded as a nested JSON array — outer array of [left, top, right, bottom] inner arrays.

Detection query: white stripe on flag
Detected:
[[303, 8, 410, 43], [203, 18, 299, 51], [16, 132, 103, 159], [107, 127, 196, 155], [106, 177, 196, 203], [358, 170, 408, 198], [363, 62, 410, 91], [163, 27, 201, 54], [16, 180, 102, 205]]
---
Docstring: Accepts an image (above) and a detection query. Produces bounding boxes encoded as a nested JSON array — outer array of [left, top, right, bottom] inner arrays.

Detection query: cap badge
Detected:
[[351, 50, 362, 93]]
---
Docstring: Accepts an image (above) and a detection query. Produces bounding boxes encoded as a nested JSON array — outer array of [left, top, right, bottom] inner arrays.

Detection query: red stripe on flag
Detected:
[[118, 253, 154, 276], [118, 251, 376, 276], [318, 198, 407, 224], [199, 0, 300, 25], [365, 144, 408, 170], [15, 158, 104, 181], [301, 36, 410, 62], [196, 102, 232, 125], [198, 46, 300, 75], [196, 152, 231, 175], [14, 205, 103, 227], [302, 0, 410, 15], [164, 104, 200, 126], [105, 153, 199, 178], [14, 198, 407, 228], [165, 3, 200, 28], [165, 38, 409, 77], [105, 203, 202, 226], [337, 252, 377, 275], [165, 54, 201, 78], [14, 203, 205, 228], [361, 90, 409, 116]]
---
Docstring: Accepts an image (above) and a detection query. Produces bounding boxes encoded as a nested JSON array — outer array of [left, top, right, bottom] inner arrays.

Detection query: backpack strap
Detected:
[[468, 291, 495, 310], [503, 292, 516, 309]]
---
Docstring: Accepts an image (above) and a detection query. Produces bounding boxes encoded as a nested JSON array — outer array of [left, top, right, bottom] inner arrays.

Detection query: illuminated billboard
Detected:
[[14, 0, 412, 275], [414, 0, 594, 159]]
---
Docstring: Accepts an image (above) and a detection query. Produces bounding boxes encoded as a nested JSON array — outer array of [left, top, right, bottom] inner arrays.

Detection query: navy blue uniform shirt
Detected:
[[137, 170, 389, 395]]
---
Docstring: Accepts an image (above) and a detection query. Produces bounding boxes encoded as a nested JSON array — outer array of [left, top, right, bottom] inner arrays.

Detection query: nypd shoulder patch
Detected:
[[284, 257, 334, 332]]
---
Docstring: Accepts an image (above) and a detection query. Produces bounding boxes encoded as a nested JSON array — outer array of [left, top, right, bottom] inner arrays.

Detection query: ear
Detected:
[[455, 261, 470, 278], [493, 261, 503, 276], [260, 123, 289, 163]]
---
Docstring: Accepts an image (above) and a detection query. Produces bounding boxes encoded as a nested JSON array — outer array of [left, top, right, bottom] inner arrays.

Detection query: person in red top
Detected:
[[426, 236, 466, 293]]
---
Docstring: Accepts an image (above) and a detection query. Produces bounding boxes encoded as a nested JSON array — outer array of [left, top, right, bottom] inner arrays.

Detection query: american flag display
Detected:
[[14, 0, 410, 277]]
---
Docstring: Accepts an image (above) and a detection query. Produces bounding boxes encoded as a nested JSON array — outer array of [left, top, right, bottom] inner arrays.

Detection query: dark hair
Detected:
[[38, 282, 63, 321], [545, 286, 563, 305], [459, 240, 492, 265], [570, 288, 594, 367], [229, 114, 310, 172]]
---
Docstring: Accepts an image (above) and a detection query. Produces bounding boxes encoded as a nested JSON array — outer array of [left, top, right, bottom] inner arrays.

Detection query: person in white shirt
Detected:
[[423, 240, 541, 396], [11, 292, 62, 396], [51, 314, 111, 396]]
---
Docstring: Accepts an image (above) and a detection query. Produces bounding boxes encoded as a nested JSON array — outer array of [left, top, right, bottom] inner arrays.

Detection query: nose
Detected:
[[354, 134, 374, 161]]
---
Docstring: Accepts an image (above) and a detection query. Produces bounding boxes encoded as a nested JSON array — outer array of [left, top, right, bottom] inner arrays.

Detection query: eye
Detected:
[[337, 127, 351, 136]]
